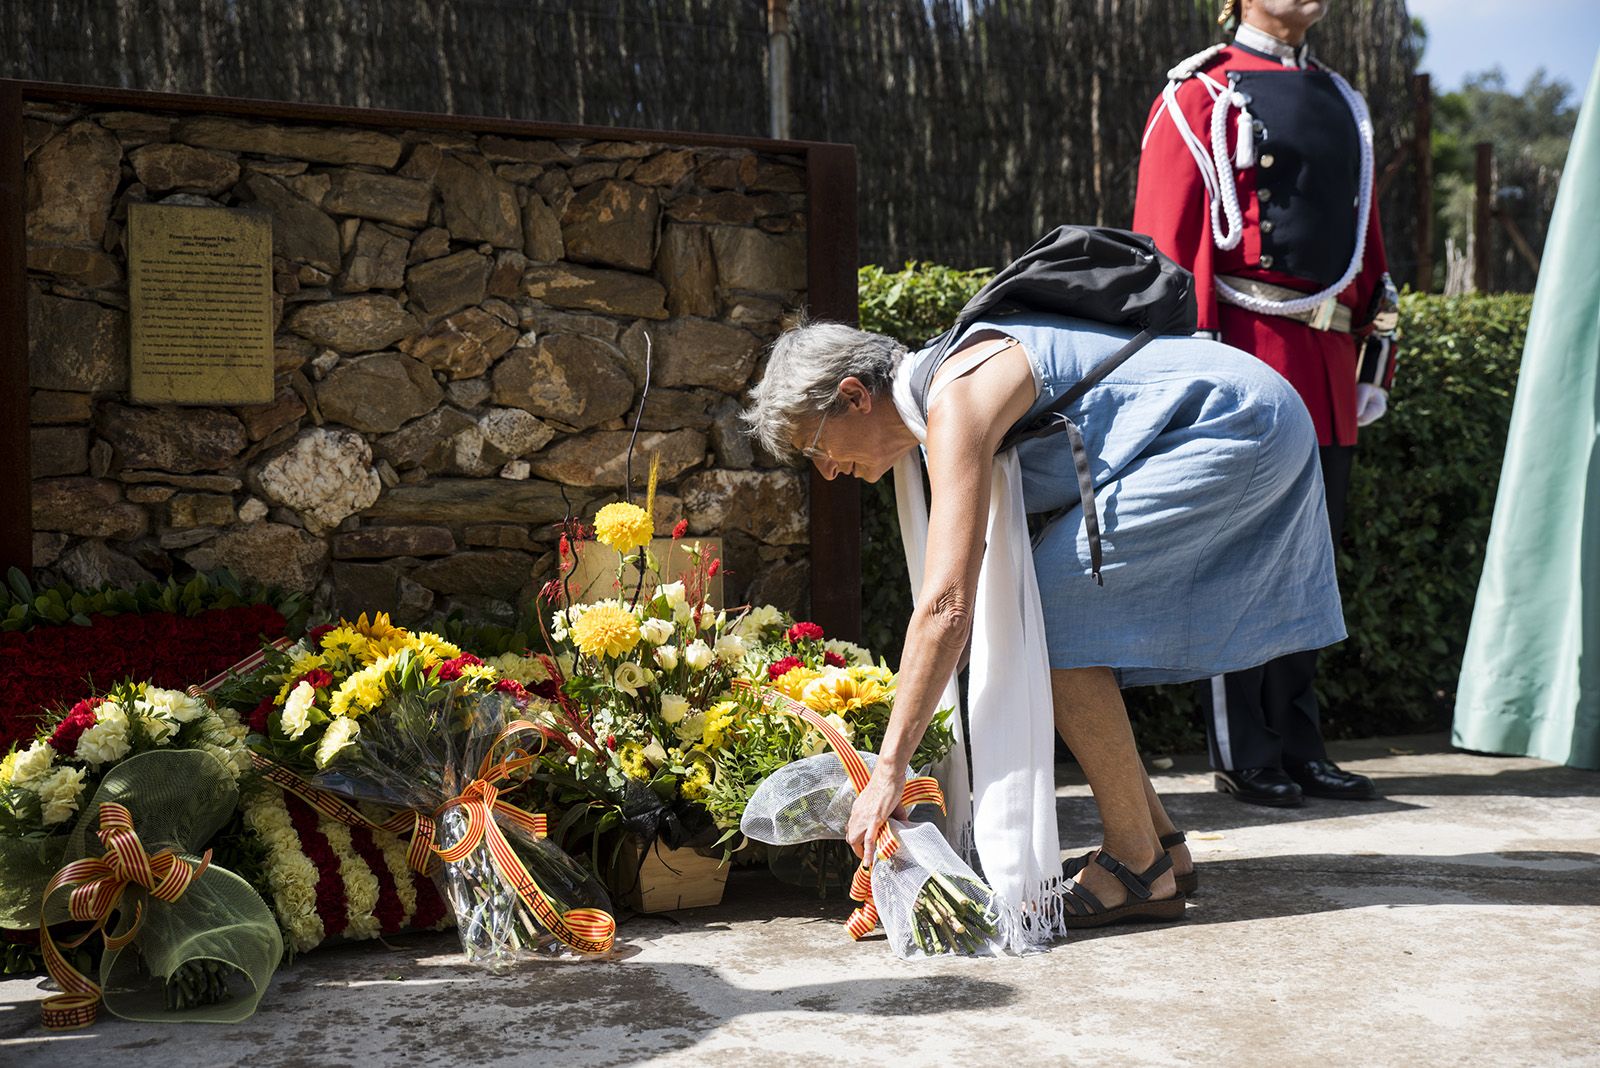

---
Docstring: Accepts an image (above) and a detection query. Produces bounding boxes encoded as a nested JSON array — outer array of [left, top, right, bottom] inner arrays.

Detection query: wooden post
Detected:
[[0, 82, 32, 577], [1474, 140, 1493, 293], [1413, 74, 1433, 293]]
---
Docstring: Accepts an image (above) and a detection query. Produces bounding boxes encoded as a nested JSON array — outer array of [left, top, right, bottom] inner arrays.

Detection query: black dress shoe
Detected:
[[1214, 767, 1304, 807], [1286, 760, 1379, 800]]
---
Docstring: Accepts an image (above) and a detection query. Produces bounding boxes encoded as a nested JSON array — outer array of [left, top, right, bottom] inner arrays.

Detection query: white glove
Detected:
[[1356, 384, 1388, 427]]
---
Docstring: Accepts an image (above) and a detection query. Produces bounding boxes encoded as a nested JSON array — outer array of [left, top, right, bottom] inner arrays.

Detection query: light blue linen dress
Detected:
[[911, 310, 1346, 687]]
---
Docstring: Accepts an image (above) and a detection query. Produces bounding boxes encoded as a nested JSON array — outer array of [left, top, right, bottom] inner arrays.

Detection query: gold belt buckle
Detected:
[[1308, 296, 1338, 331]]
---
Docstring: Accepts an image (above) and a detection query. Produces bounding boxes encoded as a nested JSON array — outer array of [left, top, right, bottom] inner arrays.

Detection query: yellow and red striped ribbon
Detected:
[[38, 803, 210, 1030], [731, 678, 946, 940], [429, 720, 615, 956]]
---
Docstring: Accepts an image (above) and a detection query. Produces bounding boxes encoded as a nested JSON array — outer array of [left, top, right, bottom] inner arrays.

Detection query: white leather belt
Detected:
[[1217, 275, 1353, 333]]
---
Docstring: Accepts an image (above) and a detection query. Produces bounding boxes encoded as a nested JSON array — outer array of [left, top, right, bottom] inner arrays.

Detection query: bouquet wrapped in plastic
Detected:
[[38, 749, 281, 1028], [735, 681, 1010, 958], [310, 672, 617, 966]]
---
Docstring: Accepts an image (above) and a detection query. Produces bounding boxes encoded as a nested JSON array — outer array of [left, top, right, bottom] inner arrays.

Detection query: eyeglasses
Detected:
[[800, 406, 833, 461]]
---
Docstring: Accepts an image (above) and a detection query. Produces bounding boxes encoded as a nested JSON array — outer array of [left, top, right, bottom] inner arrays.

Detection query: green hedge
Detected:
[[855, 263, 1531, 752]]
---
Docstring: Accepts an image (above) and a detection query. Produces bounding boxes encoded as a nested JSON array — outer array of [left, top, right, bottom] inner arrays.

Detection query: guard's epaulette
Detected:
[[1166, 42, 1228, 82]]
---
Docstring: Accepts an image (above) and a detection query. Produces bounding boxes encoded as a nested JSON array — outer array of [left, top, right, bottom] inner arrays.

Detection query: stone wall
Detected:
[[21, 98, 814, 626]]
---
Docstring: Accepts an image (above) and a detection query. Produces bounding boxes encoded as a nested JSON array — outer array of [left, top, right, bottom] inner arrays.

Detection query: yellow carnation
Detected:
[[572, 604, 642, 659], [594, 502, 654, 553]]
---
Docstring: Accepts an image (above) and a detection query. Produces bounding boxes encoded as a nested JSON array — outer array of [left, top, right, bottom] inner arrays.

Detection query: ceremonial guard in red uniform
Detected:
[[1133, 0, 1399, 806]]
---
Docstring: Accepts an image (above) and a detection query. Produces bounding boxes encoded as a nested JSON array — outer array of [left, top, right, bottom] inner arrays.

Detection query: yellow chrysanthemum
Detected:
[[701, 700, 740, 750], [364, 628, 416, 661], [414, 632, 463, 661], [803, 668, 893, 715], [594, 502, 654, 553], [329, 659, 392, 718], [352, 611, 404, 642], [318, 627, 368, 662], [572, 604, 642, 659], [680, 760, 713, 801]]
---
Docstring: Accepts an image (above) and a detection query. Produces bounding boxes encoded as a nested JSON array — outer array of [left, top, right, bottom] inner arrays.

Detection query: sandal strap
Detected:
[[1093, 849, 1174, 901], [1061, 879, 1107, 917], [1159, 831, 1187, 850]]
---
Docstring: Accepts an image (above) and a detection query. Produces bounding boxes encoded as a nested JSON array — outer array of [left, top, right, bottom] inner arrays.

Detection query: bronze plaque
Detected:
[[129, 204, 274, 405]]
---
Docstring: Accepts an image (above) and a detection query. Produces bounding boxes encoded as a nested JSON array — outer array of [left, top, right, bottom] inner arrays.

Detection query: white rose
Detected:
[[314, 716, 361, 768], [657, 581, 687, 608], [642, 740, 668, 766], [714, 634, 746, 663], [11, 740, 55, 786], [282, 681, 316, 740], [659, 693, 690, 724], [683, 640, 713, 671], [733, 604, 784, 639], [612, 662, 654, 697], [638, 618, 674, 646], [653, 644, 679, 671], [38, 765, 87, 826], [75, 708, 132, 766], [697, 605, 717, 630]]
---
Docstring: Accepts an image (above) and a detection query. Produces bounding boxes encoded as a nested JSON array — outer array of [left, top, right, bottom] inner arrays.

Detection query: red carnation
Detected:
[[297, 668, 335, 690], [494, 678, 529, 701], [671, 519, 689, 540], [786, 621, 825, 644], [768, 655, 803, 680], [436, 654, 484, 682], [248, 696, 275, 734], [824, 651, 848, 668], [308, 623, 337, 647], [49, 697, 103, 757]]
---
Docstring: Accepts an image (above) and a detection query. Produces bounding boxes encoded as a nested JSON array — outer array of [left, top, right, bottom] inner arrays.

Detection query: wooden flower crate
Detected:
[[611, 835, 729, 913]]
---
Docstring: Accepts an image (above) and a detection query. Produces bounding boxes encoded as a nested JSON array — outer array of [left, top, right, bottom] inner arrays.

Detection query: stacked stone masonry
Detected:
[[23, 102, 813, 625]]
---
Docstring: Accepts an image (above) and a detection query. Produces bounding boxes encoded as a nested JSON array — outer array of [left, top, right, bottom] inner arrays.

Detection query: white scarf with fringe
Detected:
[[889, 354, 1068, 951]]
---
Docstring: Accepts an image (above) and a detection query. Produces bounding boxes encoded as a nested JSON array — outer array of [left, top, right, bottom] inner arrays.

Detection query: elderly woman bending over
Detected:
[[743, 313, 1343, 930]]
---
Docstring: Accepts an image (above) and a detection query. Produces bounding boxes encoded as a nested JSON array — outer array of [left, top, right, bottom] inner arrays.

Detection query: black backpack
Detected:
[[909, 225, 1198, 584]]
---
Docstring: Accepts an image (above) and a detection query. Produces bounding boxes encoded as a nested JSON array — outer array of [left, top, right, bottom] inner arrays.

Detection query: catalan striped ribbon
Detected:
[[430, 721, 616, 956], [38, 803, 210, 1030], [730, 679, 945, 940]]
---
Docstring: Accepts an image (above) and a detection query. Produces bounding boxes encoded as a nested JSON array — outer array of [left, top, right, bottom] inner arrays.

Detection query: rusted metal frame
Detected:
[[0, 82, 31, 576], [1, 78, 836, 155], [803, 142, 861, 641]]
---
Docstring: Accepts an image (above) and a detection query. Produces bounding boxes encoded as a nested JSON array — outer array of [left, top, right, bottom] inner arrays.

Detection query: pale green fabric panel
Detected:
[[1453, 52, 1600, 770]]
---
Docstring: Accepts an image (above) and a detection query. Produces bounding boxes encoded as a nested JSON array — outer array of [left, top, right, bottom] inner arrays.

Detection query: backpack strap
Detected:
[[1000, 327, 1158, 586]]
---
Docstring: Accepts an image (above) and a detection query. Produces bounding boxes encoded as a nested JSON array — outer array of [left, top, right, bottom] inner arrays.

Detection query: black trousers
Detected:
[[1202, 444, 1355, 771]]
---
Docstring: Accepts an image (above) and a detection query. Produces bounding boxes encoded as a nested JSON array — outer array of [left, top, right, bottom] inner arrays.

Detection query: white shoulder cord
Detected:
[[1153, 67, 1376, 315]]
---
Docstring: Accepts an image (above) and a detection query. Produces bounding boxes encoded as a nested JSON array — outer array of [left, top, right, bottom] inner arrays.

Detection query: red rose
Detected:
[[824, 651, 848, 668], [768, 655, 803, 680], [437, 654, 484, 682], [248, 696, 275, 734], [786, 621, 825, 644], [297, 668, 335, 690], [307, 623, 337, 647]]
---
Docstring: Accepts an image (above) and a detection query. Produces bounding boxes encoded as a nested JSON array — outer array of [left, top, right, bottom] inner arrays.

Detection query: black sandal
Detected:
[[1161, 831, 1199, 897], [1061, 849, 1186, 928], [1064, 832, 1198, 897]]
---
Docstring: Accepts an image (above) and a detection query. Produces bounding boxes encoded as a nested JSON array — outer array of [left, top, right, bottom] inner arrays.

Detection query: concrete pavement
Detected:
[[4, 733, 1597, 1067]]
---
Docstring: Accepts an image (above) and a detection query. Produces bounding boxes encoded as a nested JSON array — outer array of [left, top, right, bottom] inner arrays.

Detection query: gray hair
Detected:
[[742, 320, 907, 462]]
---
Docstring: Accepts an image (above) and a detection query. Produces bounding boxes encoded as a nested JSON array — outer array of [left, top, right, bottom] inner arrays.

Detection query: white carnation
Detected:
[[314, 716, 361, 768], [75, 704, 132, 766], [142, 686, 207, 724], [38, 765, 87, 826], [282, 681, 316, 740], [683, 640, 713, 671], [11, 740, 55, 786], [824, 639, 875, 665]]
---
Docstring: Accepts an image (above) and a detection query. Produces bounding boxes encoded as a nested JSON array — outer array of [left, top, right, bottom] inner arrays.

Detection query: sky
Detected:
[[1404, 0, 1599, 105]]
